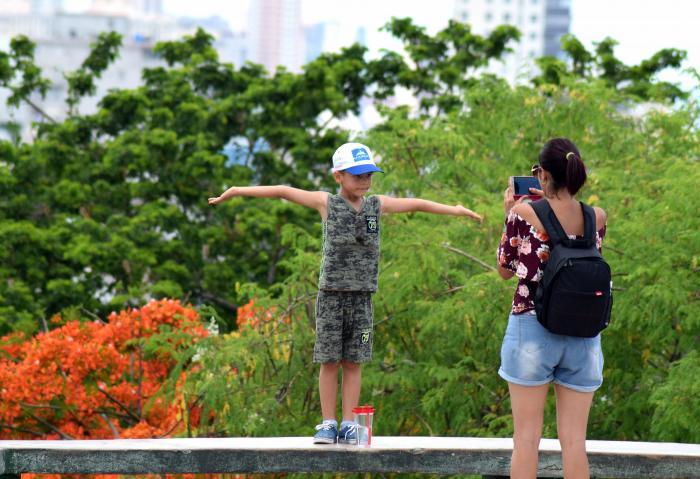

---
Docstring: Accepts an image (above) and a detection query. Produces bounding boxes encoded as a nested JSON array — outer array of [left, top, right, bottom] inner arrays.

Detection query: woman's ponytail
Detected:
[[539, 138, 587, 195], [565, 150, 587, 195]]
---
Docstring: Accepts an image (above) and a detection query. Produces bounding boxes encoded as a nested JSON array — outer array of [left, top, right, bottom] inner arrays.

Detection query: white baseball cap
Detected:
[[331, 142, 384, 175]]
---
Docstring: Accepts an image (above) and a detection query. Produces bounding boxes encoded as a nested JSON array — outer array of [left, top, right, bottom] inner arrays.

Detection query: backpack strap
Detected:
[[531, 200, 596, 248], [531, 199, 567, 246], [581, 203, 597, 245]]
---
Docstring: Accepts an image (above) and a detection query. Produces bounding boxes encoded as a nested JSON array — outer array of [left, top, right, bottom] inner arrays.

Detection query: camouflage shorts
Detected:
[[313, 290, 374, 364]]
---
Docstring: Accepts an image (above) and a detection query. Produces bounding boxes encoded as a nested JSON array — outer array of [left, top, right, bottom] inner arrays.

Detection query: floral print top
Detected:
[[497, 211, 606, 314]]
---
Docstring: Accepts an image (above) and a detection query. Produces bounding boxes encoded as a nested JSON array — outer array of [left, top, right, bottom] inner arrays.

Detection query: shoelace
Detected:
[[315, 423, 336, 432], [339, 423, 357, 438]]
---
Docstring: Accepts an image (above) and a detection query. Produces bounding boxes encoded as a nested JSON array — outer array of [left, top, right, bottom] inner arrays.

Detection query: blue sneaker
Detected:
[[337, 423, 358, 444], [313, 422, 337, 444]]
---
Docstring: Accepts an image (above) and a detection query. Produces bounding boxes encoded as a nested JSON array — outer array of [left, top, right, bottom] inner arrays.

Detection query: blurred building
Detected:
[[0, 0, 63, 14], [453, 0, 571, 82], [247, 0, 303, 73], [304, 21, 367, 64], [303, 22, 324, 64], [0, 0, 176, 141], [87, 0, 162, 17]]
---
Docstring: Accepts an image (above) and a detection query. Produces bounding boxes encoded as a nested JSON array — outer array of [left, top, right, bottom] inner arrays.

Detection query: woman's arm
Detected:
[[378, 195, 482, 222], [497, 186, 520, 280], [498, 265, 515, 280]]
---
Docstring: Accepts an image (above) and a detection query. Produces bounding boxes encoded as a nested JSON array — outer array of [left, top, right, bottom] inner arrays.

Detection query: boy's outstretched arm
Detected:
[[378, 195, 483, 222], [209, 186, 328, 218]]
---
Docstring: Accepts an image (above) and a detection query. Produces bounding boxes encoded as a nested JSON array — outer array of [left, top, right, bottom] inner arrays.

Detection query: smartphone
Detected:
[[511, 176, 542, 200]]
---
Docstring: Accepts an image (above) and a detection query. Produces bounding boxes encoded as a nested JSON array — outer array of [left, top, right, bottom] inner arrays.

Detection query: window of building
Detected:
[[485, 12, 493, 22], [529, 32, 537, 40], [531, 14, 538, 22], [462, 12, 469, 21]]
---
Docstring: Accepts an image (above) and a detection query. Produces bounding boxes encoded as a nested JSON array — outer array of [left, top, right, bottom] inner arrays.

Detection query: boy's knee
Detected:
[[320, 361, 340, 372], [340, 360, 361, 370]]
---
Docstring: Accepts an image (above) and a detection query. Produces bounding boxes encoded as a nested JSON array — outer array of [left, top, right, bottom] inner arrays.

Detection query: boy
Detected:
[[208, 142, 482, 444]]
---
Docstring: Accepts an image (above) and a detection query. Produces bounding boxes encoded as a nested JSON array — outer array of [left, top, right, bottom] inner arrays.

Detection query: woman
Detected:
[[497, 138, 607, 479]]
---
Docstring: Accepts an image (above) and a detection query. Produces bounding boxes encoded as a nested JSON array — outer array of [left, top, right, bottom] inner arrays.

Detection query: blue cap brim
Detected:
[[343, 164, 383, 175]]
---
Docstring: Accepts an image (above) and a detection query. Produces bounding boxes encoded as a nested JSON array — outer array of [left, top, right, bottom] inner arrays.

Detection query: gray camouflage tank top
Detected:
[[319, 194, 381, 292]]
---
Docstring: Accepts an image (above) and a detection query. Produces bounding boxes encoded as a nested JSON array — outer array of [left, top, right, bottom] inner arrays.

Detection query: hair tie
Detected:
[[566, 152, 575, 161]]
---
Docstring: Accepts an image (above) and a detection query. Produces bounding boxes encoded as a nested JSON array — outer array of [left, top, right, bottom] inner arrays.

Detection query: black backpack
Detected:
[[531, 200, 612, 338]]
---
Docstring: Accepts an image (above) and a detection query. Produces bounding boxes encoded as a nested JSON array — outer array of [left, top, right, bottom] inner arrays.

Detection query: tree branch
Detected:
[[100, 413, 121, 438], [604, 245, 624, 255], [96, 386, 141, 423], [199, 291, 237, 314], [24, 97, 57, 123], [435, 285, 467, 297], [81, 307, 107, 324], [441, 243, 497, 272], [21, 407, 76, 439], [0, 423, 46, 438], [414, 412, 435, 436], [39, 315, 49, 333], [19, 402, 61, 410]]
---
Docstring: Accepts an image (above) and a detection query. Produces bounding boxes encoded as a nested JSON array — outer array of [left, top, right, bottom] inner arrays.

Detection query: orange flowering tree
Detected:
[[0, 299, 208, 440]]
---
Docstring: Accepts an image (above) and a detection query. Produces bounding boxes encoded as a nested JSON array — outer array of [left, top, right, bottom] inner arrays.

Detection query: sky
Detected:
[[160, 1, 699, 68], [63, 0, 699, 86]]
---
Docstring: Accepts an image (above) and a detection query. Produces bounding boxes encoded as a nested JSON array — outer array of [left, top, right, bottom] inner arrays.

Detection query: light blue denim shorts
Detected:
[[498, 312, 604, 393]]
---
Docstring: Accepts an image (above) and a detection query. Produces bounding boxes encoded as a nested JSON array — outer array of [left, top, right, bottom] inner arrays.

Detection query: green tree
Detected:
[[533, 34, 688, 102], [166, 76, 699, 444], [371, 18, 520, 113], [2, 18, 698, 447], [0, 20, 523, 333]]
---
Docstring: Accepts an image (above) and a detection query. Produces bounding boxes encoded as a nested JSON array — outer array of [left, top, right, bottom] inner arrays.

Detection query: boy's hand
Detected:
[[456, 205, 483, 223], [208, 196, 226, 205]]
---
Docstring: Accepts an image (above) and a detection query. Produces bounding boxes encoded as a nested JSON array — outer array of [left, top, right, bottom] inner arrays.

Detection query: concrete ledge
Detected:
[[1, 437, 699, 478]]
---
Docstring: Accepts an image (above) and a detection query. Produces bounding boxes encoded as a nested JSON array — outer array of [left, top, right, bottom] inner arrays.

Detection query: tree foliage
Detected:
[[164, 77, 700, 444], [1, 17, 698, 447], [533, 34, 689, 102], [374, 18, 521, 112], [0, 28, 376, 331], [0, 19, 526, 333]]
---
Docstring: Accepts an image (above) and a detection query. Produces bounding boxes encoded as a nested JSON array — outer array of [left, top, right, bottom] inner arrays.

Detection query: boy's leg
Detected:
[[319, 361, 340, 420], [313, 291, 343, 420], [337, 292, 372, 444], [314, 362, 340, 444], [340, 360, 361, 421], [340, 292, 372, 422]]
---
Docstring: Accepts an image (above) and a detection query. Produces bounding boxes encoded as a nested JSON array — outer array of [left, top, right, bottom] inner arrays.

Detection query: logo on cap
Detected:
[[352, 148, 370, 162]]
